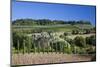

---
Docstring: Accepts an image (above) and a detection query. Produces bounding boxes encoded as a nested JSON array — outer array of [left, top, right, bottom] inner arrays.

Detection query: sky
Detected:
[[12, 1, 96, 25]]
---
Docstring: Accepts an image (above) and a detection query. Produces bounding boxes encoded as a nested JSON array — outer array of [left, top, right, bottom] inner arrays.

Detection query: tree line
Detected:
[[12, 19, 91, 26]]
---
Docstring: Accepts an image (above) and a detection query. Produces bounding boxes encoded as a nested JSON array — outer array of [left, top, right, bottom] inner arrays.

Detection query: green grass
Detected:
[[12, 24, 94, 33], [12, 24, 80, 32]]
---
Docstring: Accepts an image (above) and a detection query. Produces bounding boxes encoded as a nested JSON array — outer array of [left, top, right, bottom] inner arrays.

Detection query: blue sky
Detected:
[[12, 1, 96, 25]]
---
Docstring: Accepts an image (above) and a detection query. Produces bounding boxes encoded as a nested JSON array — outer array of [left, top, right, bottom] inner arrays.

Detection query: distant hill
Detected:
[[12, 19, 92, 26]]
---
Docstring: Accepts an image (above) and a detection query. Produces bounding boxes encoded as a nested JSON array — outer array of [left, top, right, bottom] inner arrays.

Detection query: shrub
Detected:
[[74, 36, 86, 47], [64, 32, 69, 36], [86, 35, 96, 46], [72, 30, 79, 35]]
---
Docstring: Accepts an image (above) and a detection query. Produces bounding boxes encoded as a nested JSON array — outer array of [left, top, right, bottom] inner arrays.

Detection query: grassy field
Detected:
[[12, 24, 94, 33], [12, 24, 85, 32]]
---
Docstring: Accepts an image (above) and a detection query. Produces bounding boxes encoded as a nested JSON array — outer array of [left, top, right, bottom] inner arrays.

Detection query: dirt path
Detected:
[[12, 53, 94, 65]]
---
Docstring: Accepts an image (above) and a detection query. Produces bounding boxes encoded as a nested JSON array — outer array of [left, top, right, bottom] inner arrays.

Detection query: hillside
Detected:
[[12, 19, 94, 32]]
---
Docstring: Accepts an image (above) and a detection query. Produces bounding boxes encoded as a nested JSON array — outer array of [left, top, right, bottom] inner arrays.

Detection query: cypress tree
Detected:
[[17, 40, 20, 54], [28, 37, 31, 54], [23, 40, 25, 54]]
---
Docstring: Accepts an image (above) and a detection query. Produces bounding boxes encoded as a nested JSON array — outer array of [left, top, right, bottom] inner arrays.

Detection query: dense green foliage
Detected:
[[74, 36, 86, 47], [12, 31, 96, 54], [86, 35, 96, 46]]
